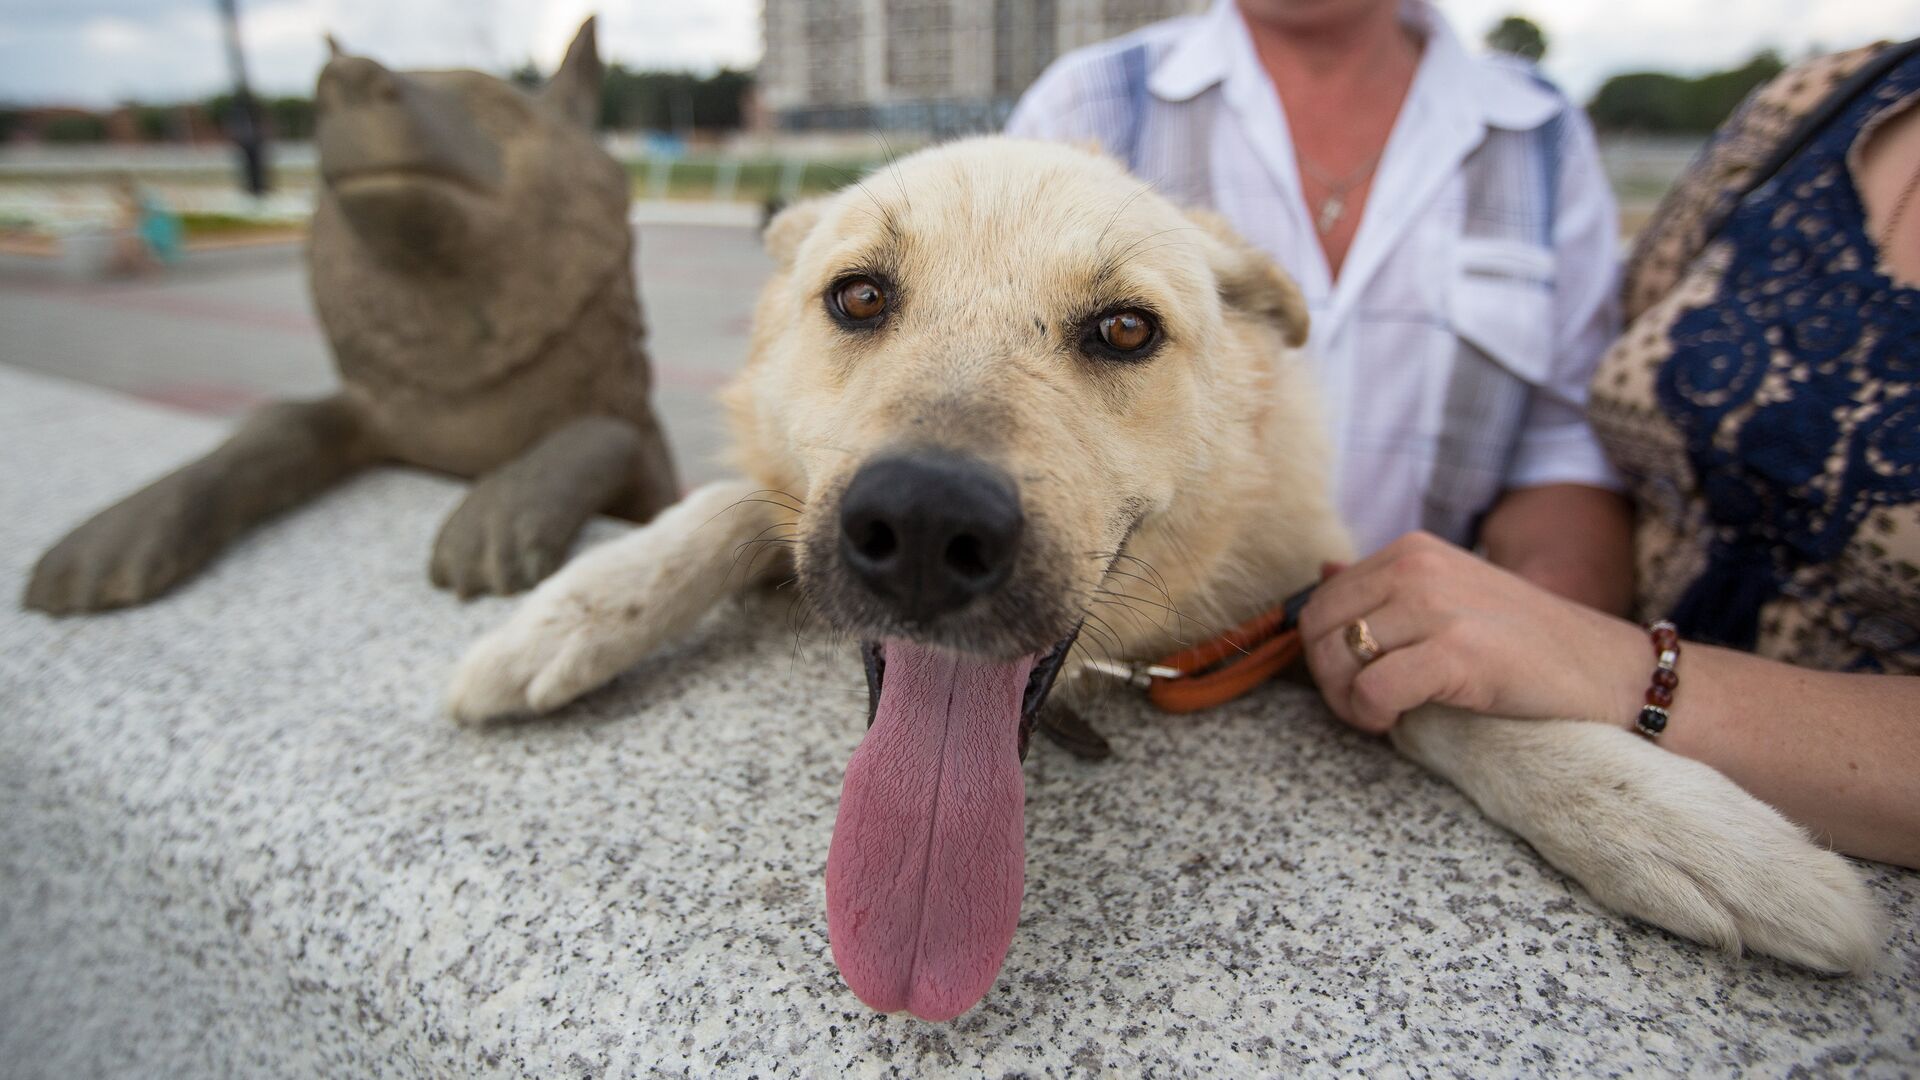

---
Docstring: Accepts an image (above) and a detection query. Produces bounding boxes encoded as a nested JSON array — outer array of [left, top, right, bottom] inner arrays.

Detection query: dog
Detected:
[[447, 138, 1882, 1021]]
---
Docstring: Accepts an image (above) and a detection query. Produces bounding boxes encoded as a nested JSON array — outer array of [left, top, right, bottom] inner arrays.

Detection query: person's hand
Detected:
[[1299, 532, 1648, 733]]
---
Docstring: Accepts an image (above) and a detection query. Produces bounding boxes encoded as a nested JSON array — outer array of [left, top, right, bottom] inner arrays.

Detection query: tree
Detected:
[[41, 113, 107, 143], [1485, 15, 1547, 63], [1588, 50, 1785, 133], [203, 92, 235, 133], [130, 104, 175, 142], [266, 96, 315, 139], [597, 65, 752, 132], [507, 62, 542, 91]]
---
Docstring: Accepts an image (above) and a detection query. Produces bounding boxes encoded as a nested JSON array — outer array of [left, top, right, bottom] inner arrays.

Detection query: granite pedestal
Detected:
[[2, 369, 1915, 1076]]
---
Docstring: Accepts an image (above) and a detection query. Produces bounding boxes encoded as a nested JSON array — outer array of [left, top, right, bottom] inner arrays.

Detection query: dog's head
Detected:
[[727, 138, 1312, 1020], [739, 138, 1309, 654]]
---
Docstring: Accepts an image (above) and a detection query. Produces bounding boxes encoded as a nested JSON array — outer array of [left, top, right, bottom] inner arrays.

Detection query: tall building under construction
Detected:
[[759, 0, 1201, 132]]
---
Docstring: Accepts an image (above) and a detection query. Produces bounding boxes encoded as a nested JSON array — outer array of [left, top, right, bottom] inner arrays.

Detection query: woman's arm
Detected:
[[1299, 532, 1920, 868], [1661, 645, 1920, 867], [1480, 482, 1636, 615]]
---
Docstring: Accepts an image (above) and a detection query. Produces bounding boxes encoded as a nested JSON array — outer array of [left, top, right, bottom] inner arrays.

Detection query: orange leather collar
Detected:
[[1144, 582, 1319, 713]]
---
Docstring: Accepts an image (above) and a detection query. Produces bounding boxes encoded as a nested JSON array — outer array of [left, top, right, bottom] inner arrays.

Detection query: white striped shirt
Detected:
[[1006, 0, 1622, 554]]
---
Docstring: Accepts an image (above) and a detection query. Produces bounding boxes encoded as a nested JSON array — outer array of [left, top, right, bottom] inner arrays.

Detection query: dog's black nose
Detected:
[[839, 452, 1024, 623]]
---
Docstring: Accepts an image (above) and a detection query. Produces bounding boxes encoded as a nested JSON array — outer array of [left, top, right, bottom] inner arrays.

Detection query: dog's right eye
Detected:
[[1098, 310, 1154, 352], [1081, 307, 1161, 361], [829, 276, 889, 325]]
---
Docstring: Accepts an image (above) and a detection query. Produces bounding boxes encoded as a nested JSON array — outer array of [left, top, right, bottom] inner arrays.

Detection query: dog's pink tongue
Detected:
[[826, 641, 1034, 1021]]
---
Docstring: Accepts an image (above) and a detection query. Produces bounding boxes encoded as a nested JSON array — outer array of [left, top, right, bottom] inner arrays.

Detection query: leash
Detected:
[[1081, 580, 1320, 714]]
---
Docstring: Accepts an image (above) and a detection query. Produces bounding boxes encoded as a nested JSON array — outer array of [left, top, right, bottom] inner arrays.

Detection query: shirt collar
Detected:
[[1148, 0, 1562, 132]]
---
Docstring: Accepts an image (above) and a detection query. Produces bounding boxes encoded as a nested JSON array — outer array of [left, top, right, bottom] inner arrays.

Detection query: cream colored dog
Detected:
[[447, 138, 1881, 1021]]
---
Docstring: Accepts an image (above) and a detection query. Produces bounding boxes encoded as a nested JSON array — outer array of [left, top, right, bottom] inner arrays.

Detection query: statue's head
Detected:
[[309, 18, 636, 394]]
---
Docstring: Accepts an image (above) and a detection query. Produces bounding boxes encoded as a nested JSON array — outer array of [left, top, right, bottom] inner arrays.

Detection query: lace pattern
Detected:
[[1591, 46, 1920, 673]]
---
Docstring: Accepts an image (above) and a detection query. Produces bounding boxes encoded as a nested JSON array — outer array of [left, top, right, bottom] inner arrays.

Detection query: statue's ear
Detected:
[[542, 16, 602, 129], [764, 197, 825, 266], [325, 33, 347, 59]]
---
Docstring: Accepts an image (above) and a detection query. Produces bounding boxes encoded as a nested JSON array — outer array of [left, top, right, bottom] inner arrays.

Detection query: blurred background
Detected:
[[0, 0, 1911, 483]]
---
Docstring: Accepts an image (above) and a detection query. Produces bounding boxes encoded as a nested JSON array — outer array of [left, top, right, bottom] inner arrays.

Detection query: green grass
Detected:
[[624, 157, 886, 201], [176, 211, 303, 239]]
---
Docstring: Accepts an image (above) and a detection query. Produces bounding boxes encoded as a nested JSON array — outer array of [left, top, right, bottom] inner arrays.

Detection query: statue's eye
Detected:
[[1093, 309, 1157, 355], [829, 276, 888, 325]]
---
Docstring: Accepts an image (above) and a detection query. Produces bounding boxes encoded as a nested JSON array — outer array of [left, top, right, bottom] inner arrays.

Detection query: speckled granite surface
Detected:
[[2, 367, 1917, 1078]]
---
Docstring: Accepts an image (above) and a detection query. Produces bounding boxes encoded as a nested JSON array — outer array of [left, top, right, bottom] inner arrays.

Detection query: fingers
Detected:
[[1298, 552, 1395, 646], [1298, 533, 1469, 733], [1298, 531, 1455, 645], [1344, 642, 1466, 733], [1306, 625, 1470, 735], [1304, 607, 1414, 729]]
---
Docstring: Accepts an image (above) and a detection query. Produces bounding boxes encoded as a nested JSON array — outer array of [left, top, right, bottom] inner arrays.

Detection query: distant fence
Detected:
[[0, 142, 884, 201], [1596, 134, 1705, 203], [626, 156, 884, 203], [0, 135, 1708, 218]]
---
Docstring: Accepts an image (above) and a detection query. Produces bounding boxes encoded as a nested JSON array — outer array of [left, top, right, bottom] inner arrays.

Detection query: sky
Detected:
[[0, 0, 1913, 108]]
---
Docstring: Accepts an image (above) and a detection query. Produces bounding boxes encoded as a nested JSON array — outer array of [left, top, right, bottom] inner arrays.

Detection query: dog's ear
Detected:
[[763, 197, 825, 267], [1186, 209, 1309, 347]]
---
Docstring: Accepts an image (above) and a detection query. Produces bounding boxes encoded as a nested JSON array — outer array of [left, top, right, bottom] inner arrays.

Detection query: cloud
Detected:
[[1438, 0, 1908, 98], [0, 0, 761, 105], [0, 0, 1906, 107], [79, 16, 151, 56]]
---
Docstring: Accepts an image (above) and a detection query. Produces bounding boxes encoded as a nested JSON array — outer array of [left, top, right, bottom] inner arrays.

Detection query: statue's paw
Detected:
[[24, 495, 210, 615], [430, 494, 570, 599], [1549, 754, 1883, 975]]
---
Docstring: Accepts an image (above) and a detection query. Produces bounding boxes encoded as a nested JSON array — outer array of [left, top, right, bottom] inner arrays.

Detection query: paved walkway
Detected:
[[0, 222, 770, 488]]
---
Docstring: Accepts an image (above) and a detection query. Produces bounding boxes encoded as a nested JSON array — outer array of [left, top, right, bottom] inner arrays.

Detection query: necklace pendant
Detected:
[[1317, 195, 1344, 235]]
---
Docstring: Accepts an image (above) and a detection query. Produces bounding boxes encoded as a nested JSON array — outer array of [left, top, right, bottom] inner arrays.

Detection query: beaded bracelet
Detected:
[[1637, 620, 1680, 737]]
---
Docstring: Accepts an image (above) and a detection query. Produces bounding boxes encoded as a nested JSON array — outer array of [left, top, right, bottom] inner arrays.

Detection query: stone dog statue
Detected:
[[24, 18, 678, 613]]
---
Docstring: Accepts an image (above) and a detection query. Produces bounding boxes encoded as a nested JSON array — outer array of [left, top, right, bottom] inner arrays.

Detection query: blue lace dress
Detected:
[[1590, 45, 1920, 674]]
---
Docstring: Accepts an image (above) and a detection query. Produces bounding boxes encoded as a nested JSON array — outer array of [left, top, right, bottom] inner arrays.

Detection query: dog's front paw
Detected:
[[442, 477, 771, 727], [446, 594, 627, 724], [1395, 713, 1884, 975], [1559, 751, 1883, 975]]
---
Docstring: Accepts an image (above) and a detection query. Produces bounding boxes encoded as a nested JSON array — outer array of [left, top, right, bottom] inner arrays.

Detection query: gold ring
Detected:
[[1345, 618, 1382, 664]]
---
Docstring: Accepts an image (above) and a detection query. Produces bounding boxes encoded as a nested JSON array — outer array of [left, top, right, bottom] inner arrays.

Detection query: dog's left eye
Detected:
[[829, 275, 889, 325], [1093, 309, 1157, 354]]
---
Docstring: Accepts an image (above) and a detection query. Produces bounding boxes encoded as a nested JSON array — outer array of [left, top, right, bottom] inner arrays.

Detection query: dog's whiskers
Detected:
[[822, 161, 907, 249], [1077, 610, 1128, 668], [1092, 588, 1225, 648], [736, 538, 798, 588], [868, 128, 914, 220], [703, 488, 806, 541], [1096, 182, 1154, 251], [1090, 597, 1186, 648], [1087, 547, 1173, 595], [1099, 566, 1175, 608], [725, 521, 800, 586]]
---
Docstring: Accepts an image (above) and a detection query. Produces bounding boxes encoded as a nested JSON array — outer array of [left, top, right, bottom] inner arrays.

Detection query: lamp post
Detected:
[[215, 0, 269, 195]]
